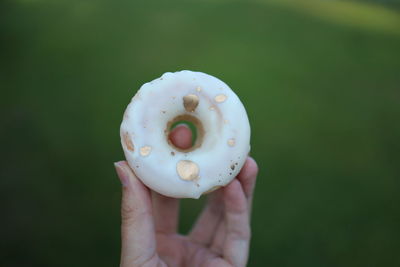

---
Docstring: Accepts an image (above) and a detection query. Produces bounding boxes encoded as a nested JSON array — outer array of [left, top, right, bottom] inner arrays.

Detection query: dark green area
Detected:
[[1, 0, 399, 266]]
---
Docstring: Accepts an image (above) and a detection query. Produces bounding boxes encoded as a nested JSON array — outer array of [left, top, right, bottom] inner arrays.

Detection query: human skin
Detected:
[[114, 125, 258, 267]]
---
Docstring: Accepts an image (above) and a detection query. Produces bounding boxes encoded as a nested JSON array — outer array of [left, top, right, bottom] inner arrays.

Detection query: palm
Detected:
[[154, 182, 255, 267], [156, 233, 226, 266], [116, 158, 258, 267]]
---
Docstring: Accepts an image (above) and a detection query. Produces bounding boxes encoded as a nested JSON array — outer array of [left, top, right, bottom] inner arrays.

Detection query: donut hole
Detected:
[[166, 114, 204, 152], [169, 124, 193, 150]]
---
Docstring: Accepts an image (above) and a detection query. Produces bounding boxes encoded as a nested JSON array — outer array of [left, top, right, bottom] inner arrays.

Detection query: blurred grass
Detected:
[[1, 0, 400, 266], [269, 0, 400, 35]]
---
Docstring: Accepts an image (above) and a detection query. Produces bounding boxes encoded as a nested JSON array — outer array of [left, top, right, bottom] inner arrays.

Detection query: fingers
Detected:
[[209, 218, 226, 255], [191, 157, 258, 249], [211, 157, 258, 254], [236, 157, 258, 200], [236, 157, 258, 217], [151, 191, 179, 234], [114, 161, 157, 267], [189, 189, 224, 245], [169, 124, 192, 149], [222, 179, 251, 267]]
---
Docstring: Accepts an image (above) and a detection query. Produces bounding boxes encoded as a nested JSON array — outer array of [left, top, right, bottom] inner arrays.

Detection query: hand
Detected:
[[114, 125, 258, 267]]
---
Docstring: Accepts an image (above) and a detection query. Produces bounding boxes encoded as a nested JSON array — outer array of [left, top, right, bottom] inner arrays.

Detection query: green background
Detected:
[[1, 0, 399, 266]]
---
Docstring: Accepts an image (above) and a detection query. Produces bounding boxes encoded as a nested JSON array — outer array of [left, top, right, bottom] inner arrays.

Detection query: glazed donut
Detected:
[[120, 70, 250, 199]]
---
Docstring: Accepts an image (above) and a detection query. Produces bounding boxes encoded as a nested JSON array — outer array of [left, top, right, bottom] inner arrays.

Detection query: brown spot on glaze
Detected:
[[177, 160, 199, 181], [230, 164, 235, 171], [215, 94, 227, 103], [183, 94, 199, 112], [203, 186, 222, 195], [192, 93, 224, 132], [162, 110, 166, 114], [228, 138, 235, 147], [171, 151, 175, 156], [123, 132, 134, 152], [140, 146, 152, 156]]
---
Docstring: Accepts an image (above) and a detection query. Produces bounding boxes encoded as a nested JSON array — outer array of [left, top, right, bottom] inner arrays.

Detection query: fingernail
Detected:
[[114, 162, 129, 186]]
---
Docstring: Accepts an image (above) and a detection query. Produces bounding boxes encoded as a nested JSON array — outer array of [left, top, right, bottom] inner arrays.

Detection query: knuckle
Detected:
[[121, 203, 136, 221], [121, 203, 152, 228], [230, 224, 251, 240]]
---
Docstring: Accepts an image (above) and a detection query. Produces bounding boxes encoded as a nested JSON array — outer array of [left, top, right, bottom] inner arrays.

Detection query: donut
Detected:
[[120, 70, 250, 198]]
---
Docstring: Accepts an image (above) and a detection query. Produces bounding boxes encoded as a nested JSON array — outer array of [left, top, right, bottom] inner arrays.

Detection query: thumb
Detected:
[[114, 161, 157, 266]]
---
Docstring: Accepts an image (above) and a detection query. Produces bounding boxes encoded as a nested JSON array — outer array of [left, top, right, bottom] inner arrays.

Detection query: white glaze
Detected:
[[120, 70, 250, 198]]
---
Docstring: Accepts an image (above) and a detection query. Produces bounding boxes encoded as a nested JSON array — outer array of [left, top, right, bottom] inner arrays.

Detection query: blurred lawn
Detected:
[[1, 0, 400, 266]]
